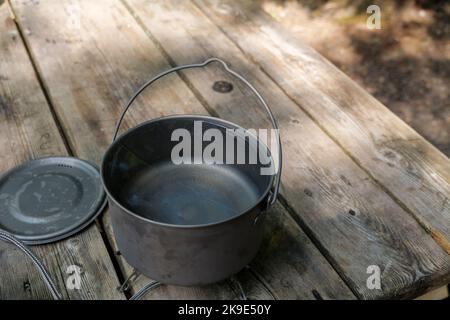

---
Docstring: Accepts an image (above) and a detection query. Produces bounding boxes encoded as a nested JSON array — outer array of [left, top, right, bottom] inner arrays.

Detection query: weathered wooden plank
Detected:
[[0, 4, 124, 299], [196, 0, 450, 252], [122, 0, 450, 299], [11, 0, 355, 299]]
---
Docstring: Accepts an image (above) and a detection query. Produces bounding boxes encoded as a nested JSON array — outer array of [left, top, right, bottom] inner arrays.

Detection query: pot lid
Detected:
[[0, 157, 106, 245]]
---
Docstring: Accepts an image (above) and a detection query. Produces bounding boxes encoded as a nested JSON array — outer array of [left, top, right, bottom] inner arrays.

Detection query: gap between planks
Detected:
[[119, 0, 221, 121], [5, 1, 74, 156]]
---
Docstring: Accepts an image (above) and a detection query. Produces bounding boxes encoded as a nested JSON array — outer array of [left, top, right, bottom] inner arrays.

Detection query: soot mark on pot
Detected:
[[164, 249, 176, 261], [348, 209, 356, 216]]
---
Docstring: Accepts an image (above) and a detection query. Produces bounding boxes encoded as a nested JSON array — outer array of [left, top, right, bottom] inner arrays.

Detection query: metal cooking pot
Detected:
[[101, 58, 282, 286]]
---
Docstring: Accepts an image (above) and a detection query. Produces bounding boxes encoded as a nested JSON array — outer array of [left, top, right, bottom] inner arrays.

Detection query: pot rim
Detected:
[[100, 114, 275, 229]]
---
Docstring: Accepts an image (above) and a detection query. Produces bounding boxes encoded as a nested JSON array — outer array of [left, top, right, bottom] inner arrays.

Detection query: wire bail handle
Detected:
[[112, 58, 282, 206]]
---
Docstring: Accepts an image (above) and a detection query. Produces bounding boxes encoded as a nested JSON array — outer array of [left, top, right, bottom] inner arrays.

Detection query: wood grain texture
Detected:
[[0, 5, 124, 299], [196, 0, 450, 251], [9, 0, 355, 299], [122, 0, 450, 299]]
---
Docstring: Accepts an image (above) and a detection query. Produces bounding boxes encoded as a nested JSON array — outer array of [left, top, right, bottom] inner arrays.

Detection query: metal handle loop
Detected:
[[113, 58, 282, 206]]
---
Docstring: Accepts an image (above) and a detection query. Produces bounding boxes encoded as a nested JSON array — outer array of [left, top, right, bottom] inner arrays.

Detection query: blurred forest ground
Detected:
[[259, 0, 450, 156]]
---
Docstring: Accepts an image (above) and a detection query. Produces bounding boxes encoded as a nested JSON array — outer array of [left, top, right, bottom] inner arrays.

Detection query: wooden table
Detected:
[[0, 0, 449, 300]]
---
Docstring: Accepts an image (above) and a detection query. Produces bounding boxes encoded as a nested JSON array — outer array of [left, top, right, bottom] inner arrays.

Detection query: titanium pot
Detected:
[[101, 58, 282, 286]]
